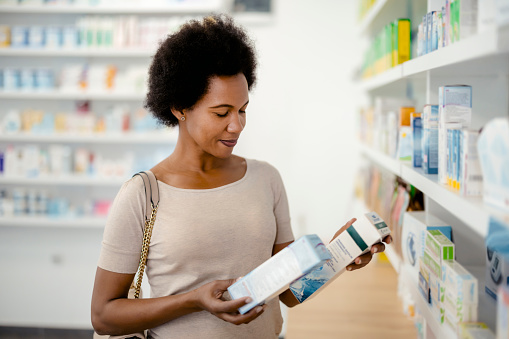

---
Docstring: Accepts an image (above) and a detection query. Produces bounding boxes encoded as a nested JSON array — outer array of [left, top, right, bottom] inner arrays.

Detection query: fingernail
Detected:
[[347, 267, 352, 271], [373, 247, 378, 253], [245, 298, 252, 303], [256, 306, 263, 313], [356, 258, 361, 264]]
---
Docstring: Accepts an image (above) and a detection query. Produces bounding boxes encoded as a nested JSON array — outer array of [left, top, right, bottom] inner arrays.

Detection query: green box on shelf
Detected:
[[426, 229, 455, 263]]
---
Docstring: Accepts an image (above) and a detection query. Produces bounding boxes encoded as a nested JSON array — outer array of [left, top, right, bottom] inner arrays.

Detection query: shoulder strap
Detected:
[[133, 171, 160, 221], [131, 171, 160, 299]]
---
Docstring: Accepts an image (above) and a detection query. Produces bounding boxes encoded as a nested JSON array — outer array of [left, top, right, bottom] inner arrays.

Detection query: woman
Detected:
[[91, 15, 391, 339]]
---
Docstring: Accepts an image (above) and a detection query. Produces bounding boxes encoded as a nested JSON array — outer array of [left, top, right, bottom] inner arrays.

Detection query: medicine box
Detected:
[[422, 105, 439, 174], [441, 260, 478, 304], [438, 85, 472, 185], [459, 130, 482, 196], [457, 322, 495, 339], [498, 286, 509, 339], [485, 217, 509, 300], [289, 212, 391, 303], [228, 234, 330, 314], [401, 211, 452, 282], [411, 113, 422, 168], [426, 229, 455, 264]]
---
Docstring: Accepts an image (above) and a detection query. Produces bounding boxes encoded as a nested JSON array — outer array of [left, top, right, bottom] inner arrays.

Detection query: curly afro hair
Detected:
[[145, 14, 258, 127]]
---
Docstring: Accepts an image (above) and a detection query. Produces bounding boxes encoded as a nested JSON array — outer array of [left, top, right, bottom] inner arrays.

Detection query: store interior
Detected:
[[0, 0, 508, 338]]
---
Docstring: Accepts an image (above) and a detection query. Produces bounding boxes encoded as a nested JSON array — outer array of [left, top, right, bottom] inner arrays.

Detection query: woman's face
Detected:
[[180, 73, 249, 159]]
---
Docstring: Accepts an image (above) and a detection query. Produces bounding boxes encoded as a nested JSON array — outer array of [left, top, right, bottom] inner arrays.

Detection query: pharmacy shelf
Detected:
[[0, 3, 226, 14], [0, 216, 106, 228], [359, 144, 509, 237], [357, 0, 389, 35], [358, 26, 509, 90], [0, 48, 155, 57], [0, 175, 126, 186], [0, 91, 145, 101], [0, 132, 178, 144]]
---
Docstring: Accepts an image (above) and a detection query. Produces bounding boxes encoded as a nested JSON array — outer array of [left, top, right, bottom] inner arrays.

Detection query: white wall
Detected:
[[237, 0, 363, 242]]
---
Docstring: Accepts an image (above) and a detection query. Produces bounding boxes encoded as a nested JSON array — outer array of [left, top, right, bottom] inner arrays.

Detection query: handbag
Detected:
[[94, 171, 160, 339]]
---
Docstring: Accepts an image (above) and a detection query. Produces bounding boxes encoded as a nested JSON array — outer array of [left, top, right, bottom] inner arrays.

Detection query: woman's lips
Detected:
[[220, 139, 237, 147]]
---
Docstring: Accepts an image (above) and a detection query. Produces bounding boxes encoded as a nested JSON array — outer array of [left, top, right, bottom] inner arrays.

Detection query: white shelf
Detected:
[[0, 216, 106, 228], [383, 245, 401, 273], [0, 175, 126, 186], [0, 3, 226, 14], [357, 0, 389, 35], [0, 91, 145, 101], [359, 144, 509, 237], [0, 132, 178, 144], [358, 26, 509, 90], [0, 47, 155, 57], [358, 64, 402, 91]]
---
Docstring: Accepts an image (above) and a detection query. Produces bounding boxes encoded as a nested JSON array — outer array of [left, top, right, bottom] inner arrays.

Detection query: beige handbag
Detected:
[[94, 171, 160, 339]]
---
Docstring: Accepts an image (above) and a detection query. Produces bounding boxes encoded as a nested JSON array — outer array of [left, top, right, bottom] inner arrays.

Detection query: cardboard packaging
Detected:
[[438, 85, 472, 185], [290, 212, 391, 303], [228, 234, 330, 314], [401, 211, 452, 282], [422, 105, 439, 174]]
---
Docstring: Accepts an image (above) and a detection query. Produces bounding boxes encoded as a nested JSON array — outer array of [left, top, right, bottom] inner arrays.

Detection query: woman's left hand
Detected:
[[330, 217, 393, 272]]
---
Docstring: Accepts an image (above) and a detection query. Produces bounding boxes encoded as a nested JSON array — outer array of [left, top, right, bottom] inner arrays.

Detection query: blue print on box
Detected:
[[290, 262, 336, 303]]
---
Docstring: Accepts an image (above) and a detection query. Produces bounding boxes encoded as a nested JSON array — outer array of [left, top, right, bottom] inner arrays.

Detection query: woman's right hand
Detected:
[[193, 279, 266, 325]]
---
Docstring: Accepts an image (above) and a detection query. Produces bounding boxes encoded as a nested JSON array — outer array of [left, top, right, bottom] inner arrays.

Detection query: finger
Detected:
[[383, 235, 393, 244], [214, 279, 238, 290], [354, 253, 372, 265], [219, 305, 265, 325], [212, 296, 252, 313], [371, 242, 386, 254]]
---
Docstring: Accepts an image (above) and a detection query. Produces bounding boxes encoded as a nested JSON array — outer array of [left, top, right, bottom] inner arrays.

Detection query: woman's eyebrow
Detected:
[[209, 100, 249, 109]]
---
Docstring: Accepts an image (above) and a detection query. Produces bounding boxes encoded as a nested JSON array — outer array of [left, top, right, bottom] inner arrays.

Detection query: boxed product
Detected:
[[459, 130, 483, 196], [441, 260, 478, 322], [457, 322, 495, 339], [498, 286, 509, 339], [228, 234, 330, 314], [289, 212, 391, 303], [394, 19, 411, 65], [477, 118, 509, 212], [401, 211, 452, 281], [423, 249, 442, 278], [485, 217, 509, 300], [438, 85, 472, 185], [426, 229, 455, 264], [450, 0, 478, 42], [422, 105, 439, 174], [411, 113, 422, 167]]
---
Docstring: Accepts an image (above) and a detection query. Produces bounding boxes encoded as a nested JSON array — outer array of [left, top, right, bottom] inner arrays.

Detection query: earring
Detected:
[[181, 116, 185, 121]]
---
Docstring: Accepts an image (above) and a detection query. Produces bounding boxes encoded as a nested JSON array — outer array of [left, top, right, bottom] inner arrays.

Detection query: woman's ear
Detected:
[[170, 108, 185, 121]]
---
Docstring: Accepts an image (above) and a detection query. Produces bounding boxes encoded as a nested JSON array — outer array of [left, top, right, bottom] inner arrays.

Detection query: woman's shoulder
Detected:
[[246, 158, 282, 178]]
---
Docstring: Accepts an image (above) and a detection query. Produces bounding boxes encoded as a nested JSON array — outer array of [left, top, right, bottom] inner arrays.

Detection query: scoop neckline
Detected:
[[156, 158, 251, 193]]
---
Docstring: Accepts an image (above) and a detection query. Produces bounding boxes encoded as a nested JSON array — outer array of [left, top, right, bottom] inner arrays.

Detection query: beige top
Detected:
[[98, 158, 294, 339]]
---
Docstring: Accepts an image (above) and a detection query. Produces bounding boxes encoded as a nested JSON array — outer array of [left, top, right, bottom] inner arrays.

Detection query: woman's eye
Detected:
[[215, 112, 228, 117], [239, 110, 246, 114]]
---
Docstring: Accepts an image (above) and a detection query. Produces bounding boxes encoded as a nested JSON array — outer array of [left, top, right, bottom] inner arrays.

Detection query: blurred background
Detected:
[[0, 0, 508, 338]]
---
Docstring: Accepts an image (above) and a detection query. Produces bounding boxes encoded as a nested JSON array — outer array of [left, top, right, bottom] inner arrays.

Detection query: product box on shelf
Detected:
[[477, 118, 509, 212], [485, 217, 509, 300], [289, 212, 391, 303], [426, 229, 455, 264], [411, 113, 422, 168], [438, 85, 472, 185], [498, 286, 509, 338], [401, 211, 452, 282], [451, 0, 478, 42], [441, 260, 478, 323], [457, 322, 495, 339], [394, 19, 411, 65], [422, 105, 439, 174], [228, 234, 330, 314], [459, 130, 483, 196]]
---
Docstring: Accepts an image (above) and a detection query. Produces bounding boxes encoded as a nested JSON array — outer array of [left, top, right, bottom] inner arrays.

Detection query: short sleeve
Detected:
[[97, 175, 146, 274], [270, 165, 294, 244]]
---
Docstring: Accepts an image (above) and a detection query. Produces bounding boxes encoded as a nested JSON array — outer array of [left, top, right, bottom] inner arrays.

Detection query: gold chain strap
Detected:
[[133, 202, 158, 299]]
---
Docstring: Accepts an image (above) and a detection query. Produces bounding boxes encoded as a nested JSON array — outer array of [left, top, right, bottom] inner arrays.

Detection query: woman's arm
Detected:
[[91, 267, 265, 336]]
